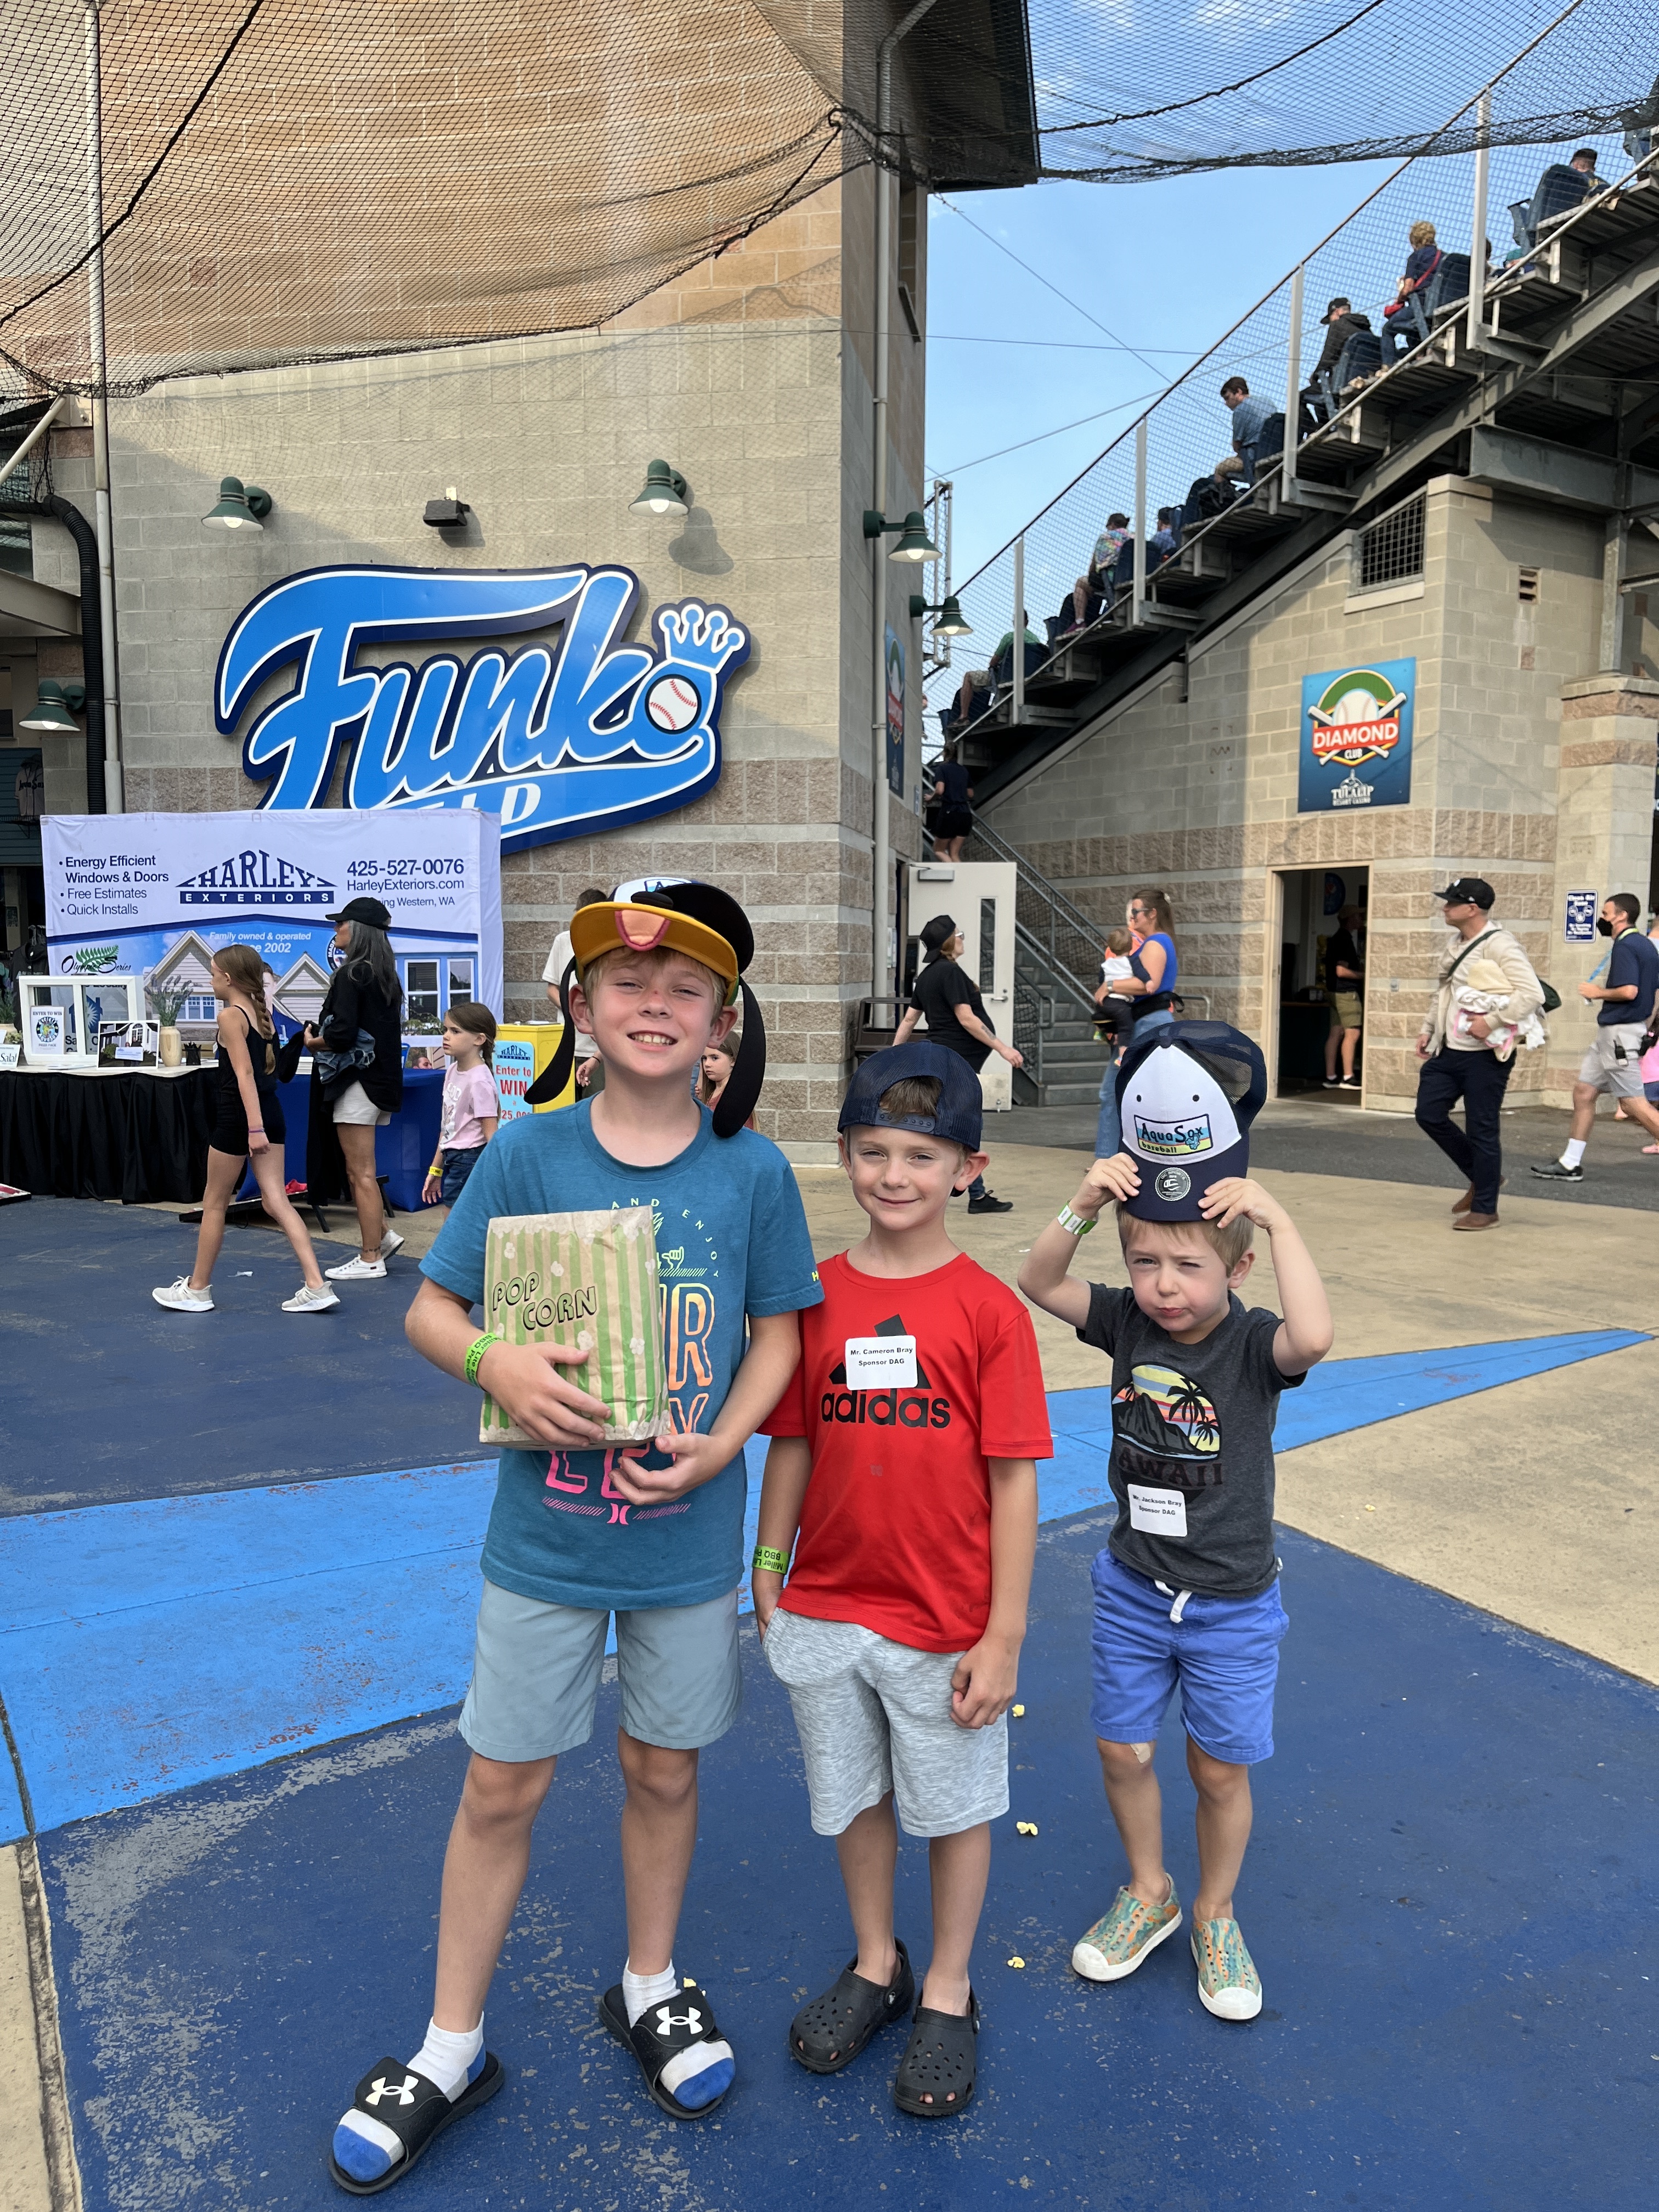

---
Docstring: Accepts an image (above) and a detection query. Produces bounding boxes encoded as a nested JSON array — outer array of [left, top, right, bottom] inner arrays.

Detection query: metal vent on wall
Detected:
[[1355, 492, 1425, 592], [1518, 567, 1540, 602]]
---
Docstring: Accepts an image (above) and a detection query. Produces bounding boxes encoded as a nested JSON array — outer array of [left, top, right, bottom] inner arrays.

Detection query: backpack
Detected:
[[1180, 475, 1233, 534]]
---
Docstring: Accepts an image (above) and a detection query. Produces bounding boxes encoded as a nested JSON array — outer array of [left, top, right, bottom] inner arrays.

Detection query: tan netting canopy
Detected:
[[3, 0, 1651, 397]]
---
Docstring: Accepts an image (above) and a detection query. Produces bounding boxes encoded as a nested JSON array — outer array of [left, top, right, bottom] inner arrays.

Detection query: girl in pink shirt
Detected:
[[423, 1002, 500, 1214]]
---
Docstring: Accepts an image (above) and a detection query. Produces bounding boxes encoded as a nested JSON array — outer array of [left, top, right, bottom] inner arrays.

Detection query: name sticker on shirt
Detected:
[[844, 1335, 918, 1388], [1127, 1483, 1188, 1537]]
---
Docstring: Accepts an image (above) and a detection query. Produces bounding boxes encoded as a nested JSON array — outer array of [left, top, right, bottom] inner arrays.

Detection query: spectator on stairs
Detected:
[[1214, 379, 1273, 486], [931, 743, 975, 862], [1380, 221, 1442, 366], [1300, 297, 1373, 431]]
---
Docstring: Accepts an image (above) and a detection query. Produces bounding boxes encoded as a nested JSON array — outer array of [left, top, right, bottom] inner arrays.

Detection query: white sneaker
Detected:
[[153, 1277, 213, 1312], [325, 1253, 387, 1280], [378, 1230, 406, 1261], [282, 1283, 341, 1313]]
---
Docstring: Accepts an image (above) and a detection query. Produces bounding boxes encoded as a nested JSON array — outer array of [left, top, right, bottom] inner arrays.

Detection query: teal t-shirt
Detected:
[[422, 1099, 822, 1612]]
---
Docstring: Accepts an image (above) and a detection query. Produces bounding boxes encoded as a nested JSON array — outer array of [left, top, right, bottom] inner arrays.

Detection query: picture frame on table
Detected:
[[98, 1019, 162, 1068]]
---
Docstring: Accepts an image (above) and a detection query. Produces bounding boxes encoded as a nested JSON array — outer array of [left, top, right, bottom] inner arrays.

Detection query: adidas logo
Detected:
[[822, 1311, 951, 1429]]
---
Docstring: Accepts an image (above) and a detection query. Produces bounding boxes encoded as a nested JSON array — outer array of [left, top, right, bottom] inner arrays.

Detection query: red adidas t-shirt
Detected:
[[760, 1249, 1053, 1652]]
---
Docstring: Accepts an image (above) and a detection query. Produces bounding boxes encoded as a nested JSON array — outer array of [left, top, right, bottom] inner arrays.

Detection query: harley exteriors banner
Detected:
[[42, 810, 502, 1045]]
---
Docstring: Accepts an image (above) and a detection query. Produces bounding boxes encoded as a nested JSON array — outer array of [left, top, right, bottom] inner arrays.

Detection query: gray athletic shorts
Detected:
[[1578, 1022, 1647, 1098], [458, 1579, 742, 1762], [762, 1609, 1008, 1839]]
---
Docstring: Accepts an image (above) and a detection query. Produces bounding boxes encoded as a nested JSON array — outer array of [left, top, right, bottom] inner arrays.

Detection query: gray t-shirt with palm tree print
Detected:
[[1077, 1285, 1306, 1598]]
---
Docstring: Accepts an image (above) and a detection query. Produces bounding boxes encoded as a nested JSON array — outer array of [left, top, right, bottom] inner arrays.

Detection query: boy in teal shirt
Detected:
[[329, 882, 821, 2193]]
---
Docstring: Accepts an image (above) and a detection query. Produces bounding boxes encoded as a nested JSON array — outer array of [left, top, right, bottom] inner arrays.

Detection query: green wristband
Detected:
[[751, 1544, 791, 1576], [1057, 1203, 1097, 1236], [464, 1331, 501, 1387]]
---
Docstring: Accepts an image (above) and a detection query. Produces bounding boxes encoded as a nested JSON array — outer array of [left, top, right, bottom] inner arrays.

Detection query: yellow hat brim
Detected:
[[569, 901, 741, 1001]]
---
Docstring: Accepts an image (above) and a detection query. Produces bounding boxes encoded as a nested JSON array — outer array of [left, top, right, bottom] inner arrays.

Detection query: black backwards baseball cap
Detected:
[[325, 895, 393, 930], [1113, 1020, 1267, 1221], [1433, 877, 1494, 909], [838, 1040, 984, 1152], [526, 877, 764, 1136]]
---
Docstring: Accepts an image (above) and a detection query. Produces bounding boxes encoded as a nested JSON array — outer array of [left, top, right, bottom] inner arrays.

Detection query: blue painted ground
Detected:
[[38, 1519, 1659, 2212], [0, 1198, 482, 1514], [1, 1333, 1644, 1837]]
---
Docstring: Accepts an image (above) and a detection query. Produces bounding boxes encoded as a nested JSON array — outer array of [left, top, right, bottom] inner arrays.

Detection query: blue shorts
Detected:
[[439, 1146, 482, 1203], [1090, 1548, 1288, 1766]]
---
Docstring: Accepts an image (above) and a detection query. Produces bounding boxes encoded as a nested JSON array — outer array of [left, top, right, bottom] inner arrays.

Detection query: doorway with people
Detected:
[[1274, 868, 1368, 1099]]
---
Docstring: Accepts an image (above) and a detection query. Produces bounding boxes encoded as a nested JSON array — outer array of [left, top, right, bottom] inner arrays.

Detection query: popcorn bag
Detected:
[[479, 1207, 667, 1446]]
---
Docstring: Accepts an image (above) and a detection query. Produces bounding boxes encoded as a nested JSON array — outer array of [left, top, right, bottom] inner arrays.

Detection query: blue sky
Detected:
[[924, 161, 1396, 579]]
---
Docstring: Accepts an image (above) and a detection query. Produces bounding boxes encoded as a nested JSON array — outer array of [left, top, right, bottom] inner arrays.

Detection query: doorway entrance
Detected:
[[1273, 867, 1368, 1101]]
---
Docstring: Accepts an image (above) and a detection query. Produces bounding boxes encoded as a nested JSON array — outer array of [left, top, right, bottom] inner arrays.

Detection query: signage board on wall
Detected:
[[215, 565, 749, 856], [1564, 889, 1597, 942], [1297, 658, 1415, 812], [41, 810, 503, 1049], [885, 624, 905, 798]]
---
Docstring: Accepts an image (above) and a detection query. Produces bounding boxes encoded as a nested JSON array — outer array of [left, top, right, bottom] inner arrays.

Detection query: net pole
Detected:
[[871, 0, 943, 1020], [85, 0, 122, 812], [1468, 92, 1492, 350], [1012, 534, 1025, 725], [1283, 264, 1303, 504], [1132, 419, 1147, 625]]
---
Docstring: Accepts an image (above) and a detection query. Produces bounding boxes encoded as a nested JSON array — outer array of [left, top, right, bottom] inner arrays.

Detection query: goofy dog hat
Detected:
[[526, 878, 763, 1136]]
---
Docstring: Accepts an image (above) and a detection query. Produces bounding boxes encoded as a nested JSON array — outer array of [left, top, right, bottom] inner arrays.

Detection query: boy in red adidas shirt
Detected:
[[752, 1042, 1051, 2119]]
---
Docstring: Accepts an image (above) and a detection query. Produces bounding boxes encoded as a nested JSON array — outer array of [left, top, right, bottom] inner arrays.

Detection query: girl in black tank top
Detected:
[[151, 946, 338, 1318]]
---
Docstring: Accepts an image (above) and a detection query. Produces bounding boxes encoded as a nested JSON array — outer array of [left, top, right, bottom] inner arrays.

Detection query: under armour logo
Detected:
[[364, 2074, 418, 2107], [655, 2005, 703, 2038]]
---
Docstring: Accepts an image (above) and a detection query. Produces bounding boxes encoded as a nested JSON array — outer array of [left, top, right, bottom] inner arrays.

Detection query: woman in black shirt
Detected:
[[893, 913, 1024, 1212], [302, 896, 407, 1280]]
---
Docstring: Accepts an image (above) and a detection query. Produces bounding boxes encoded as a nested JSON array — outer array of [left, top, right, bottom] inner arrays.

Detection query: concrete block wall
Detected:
[[31, 174, 923, 1156], [984, 478, 1633, 1111]]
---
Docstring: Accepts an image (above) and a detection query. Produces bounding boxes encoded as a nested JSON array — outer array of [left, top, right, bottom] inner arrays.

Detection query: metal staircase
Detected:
[[964, 815, 1108, 1106]]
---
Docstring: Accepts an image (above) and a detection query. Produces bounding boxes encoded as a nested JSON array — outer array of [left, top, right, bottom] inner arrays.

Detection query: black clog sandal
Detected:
[[892, 1990, 980, 2119], [599, 1979, 733, 2120], [327, 2052, 504, 2195], [789, 1939, 916, 2074]]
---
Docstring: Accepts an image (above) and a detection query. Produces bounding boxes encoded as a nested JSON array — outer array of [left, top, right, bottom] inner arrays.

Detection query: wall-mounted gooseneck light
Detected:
[[909, 592, 971, 635], [629, 459, 692, 518], [19, 679, 88, 731], [864, 509, 939, 562], [202, 476, 273, 531]]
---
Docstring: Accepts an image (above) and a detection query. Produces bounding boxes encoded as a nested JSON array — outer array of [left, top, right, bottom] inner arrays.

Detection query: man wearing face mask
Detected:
[[1532, 893, 1659, 1181]]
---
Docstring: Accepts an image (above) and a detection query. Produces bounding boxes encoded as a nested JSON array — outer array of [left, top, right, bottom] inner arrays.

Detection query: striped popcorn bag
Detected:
[[479, 1206, 667, 1445]]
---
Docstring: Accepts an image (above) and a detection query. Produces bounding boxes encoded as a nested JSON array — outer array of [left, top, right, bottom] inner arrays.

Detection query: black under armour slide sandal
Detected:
[[789, 1939, 916, 2074], [892, 1991, 980, 2119], [326, 2051, 504, 2195], [599, 1980, 733, 2120]]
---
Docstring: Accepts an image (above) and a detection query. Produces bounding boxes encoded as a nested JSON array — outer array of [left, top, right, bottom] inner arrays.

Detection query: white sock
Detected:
[[1562, 1138, 1587, 1167], [409, 2015, 484, 2099], [623, 1961, 679, 2028]]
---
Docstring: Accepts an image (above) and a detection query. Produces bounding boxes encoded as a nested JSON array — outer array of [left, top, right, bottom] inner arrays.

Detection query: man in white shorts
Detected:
[[1533, 893, 1659, 1182]]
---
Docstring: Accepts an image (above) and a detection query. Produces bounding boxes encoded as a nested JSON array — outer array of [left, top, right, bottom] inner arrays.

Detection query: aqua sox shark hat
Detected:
[[1113, 1019, 1267, 1220]]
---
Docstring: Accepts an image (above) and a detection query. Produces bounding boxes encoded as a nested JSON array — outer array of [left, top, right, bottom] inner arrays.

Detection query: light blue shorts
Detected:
[[458, 1579, 742, 1762], [1090, 1549, 1288, 1766]]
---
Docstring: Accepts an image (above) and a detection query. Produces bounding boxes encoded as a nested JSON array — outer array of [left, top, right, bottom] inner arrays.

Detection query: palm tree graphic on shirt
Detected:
[[1112, 1362, 1222, 1485]]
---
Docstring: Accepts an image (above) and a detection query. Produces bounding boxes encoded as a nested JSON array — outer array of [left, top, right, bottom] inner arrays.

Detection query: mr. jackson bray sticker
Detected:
[[1297, 658, 1414, 813]]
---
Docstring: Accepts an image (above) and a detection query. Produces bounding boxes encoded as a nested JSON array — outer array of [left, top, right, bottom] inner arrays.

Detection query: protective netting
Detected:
[[2, 0, 1654, 398], [919, 119, 1655, 740]]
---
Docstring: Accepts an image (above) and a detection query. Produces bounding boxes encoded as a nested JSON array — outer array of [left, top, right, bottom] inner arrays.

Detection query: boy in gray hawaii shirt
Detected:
[[1077, 1285, 1302, 1597]]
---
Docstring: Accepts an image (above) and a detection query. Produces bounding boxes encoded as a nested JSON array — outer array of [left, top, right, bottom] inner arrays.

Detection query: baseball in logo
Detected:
[[646, 674, 701, 733], [1306, 669, 1407, 766]]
